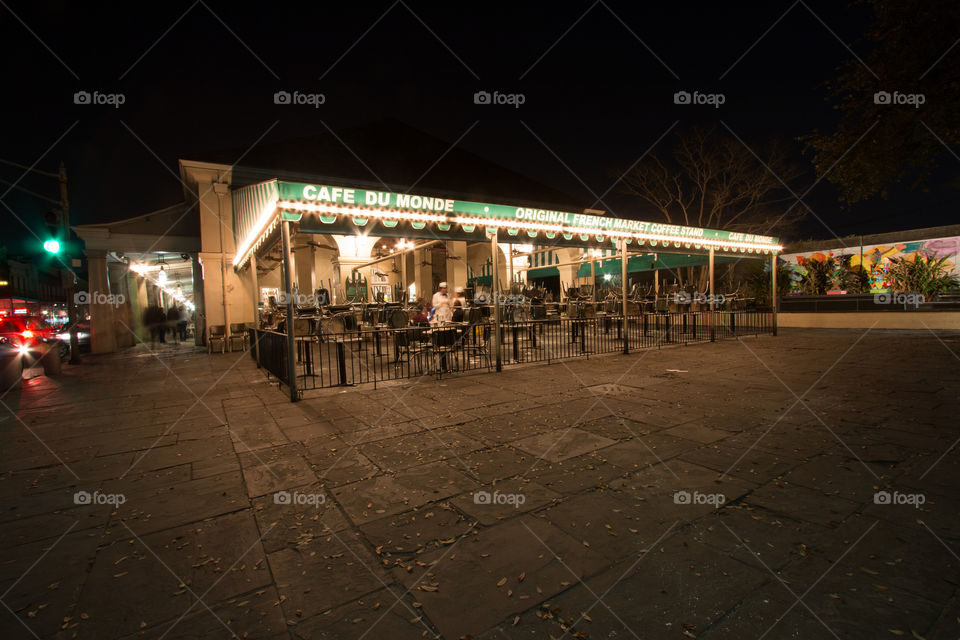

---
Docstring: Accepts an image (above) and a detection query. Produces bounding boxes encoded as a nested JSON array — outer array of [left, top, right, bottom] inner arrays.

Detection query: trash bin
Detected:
[[39, 342, 62, 377]]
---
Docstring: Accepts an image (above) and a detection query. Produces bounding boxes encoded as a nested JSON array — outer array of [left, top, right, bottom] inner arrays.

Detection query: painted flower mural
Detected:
[[781, 235, 959, 294]]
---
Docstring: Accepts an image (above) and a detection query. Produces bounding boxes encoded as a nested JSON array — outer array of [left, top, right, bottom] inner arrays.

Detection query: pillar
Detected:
[[85, 250, 117, 354], [621, 238, 628, 354], [446, 241, 468, 292], [491, 232, 501, 372], [708, 247, 715, 311], [771, 253, 778, 336], [653, 253, 659, 301], [192, 255, 205, 346], [413, 250, 429, 303], [250, 252, 261, 364], [109, 262, 135, 348]]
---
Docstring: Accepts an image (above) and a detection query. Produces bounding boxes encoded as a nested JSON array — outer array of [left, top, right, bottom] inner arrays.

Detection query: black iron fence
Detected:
[[251, 329, 290, 385], [248, 309, 775, 397]]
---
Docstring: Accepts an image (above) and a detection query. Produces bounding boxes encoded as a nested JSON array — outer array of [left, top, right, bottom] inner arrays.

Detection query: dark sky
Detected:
[[1, 1, 956, 257]]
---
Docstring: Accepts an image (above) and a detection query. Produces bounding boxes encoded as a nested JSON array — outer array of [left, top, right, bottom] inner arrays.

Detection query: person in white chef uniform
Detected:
[[431, 281, 453, 324]]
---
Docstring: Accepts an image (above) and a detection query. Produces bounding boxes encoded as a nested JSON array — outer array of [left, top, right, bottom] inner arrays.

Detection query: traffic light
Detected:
[[43, 209, 63, 254]]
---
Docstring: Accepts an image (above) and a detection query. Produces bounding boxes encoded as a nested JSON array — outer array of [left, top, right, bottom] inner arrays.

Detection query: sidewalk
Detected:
[[1, 328, 959, 639]]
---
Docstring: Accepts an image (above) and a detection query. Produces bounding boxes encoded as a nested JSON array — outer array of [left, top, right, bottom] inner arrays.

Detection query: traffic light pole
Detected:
[[60, 163, 81, 364]]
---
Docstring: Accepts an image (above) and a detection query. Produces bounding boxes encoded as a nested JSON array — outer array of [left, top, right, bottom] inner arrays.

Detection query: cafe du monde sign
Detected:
[[276, 181, 778, 246]]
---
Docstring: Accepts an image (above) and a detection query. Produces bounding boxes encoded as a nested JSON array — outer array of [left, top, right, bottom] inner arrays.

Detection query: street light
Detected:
[[43, 239, 61, 254]]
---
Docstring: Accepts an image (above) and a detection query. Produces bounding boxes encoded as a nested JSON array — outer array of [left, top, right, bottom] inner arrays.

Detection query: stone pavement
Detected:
[[1, 328, 959, 639]]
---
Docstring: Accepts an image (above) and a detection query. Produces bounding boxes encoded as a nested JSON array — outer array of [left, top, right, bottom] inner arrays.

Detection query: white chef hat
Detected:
[[439, 281, 448, 288], [455, 286, 464, 293]]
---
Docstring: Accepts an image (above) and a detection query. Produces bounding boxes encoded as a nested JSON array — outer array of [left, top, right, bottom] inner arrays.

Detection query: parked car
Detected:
[[0, 316, 69, 361], [0, 335, 22, 387]]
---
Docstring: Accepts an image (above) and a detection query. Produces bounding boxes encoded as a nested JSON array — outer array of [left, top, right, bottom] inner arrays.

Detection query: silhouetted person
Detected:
[[144, 304, 166, 346], [176, 305, 188, 341], [166, 306, 181, 344], [412, 297, 429, 325]]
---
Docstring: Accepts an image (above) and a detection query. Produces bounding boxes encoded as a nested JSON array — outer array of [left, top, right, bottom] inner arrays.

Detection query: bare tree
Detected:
[[619, 127, 806, 289]]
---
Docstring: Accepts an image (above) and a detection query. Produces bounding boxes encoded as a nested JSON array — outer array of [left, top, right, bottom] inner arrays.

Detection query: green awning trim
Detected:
[[528, 267, 560, 278]]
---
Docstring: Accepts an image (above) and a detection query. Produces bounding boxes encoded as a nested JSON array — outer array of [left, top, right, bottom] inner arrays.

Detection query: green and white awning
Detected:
[[230, 179, 782, 270]]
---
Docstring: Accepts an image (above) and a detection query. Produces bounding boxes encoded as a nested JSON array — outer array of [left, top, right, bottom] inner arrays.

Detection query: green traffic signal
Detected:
[[43, 239, 61, 254]]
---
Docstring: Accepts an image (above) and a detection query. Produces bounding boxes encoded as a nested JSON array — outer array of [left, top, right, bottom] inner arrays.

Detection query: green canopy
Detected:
[[576, 254, 739, 277]]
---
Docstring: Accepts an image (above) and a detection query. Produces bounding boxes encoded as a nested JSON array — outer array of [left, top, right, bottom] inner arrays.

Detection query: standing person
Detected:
[[177, 305, 188, 342], [166, 305, 180, 344], [431, 282, 452, 324], [144, 304, 164, 346], [452, 286, 468, 322], [412, 297, 429, 325]]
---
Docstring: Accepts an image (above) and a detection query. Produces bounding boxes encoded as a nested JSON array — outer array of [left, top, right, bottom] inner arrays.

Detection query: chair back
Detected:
[[229, 322, 246, 334], [340, 313, 359, 331], [389, 309, 409, 328], [209, 325, 226, 338], [395, 327, 413, 348], [467, 307, 482, 325], [434, 327, 459, 348]]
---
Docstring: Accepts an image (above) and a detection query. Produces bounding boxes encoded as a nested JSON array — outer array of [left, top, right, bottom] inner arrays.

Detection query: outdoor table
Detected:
[[295, 335, 316, 381], [569, 318, 590, 352], [361, 324, 388, 356]]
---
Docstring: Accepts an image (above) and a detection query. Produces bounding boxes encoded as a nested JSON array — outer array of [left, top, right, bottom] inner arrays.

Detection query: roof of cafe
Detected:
[[184, 119, 586, 212], [231, 179, 782, 271]]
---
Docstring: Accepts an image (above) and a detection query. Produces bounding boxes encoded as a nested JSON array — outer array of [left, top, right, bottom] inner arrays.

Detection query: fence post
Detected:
[[771, 252, 779, 337], [492, 232, 502, 371], [621, 237, 629, 354]]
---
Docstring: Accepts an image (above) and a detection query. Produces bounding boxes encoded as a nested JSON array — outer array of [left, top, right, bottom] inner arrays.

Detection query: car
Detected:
[[0, 335, 23, 387], [0, 316, 69, 362]]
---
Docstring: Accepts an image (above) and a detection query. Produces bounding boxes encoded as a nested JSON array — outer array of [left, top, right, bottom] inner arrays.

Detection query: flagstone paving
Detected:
[[0, 328, 958, 639]]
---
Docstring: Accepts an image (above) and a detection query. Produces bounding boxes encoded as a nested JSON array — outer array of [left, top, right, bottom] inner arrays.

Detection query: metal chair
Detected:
[[428, 326, 461, 375], [227, 323, 249, 352], [463, 308, 491, 369], [392, 326, 427, 375], [207, 325, 226, 354]]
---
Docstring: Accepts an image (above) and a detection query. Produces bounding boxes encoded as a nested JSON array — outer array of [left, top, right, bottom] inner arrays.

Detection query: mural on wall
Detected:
[[780, 235, 960, 294]]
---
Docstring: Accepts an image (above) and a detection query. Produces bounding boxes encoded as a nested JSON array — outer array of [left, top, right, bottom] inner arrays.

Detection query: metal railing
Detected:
[[251, 329, 289, 385], [249, 309, 775, 397]]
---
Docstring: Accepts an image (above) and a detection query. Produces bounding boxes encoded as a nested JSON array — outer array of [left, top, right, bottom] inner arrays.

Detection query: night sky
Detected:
[[1, 1, 955, 258]]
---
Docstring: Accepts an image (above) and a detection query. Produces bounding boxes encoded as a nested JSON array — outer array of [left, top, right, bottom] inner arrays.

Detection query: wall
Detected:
[[778, 312, 960, 330], [194, 173, 254, 333], [780, 235, 960, 294]]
